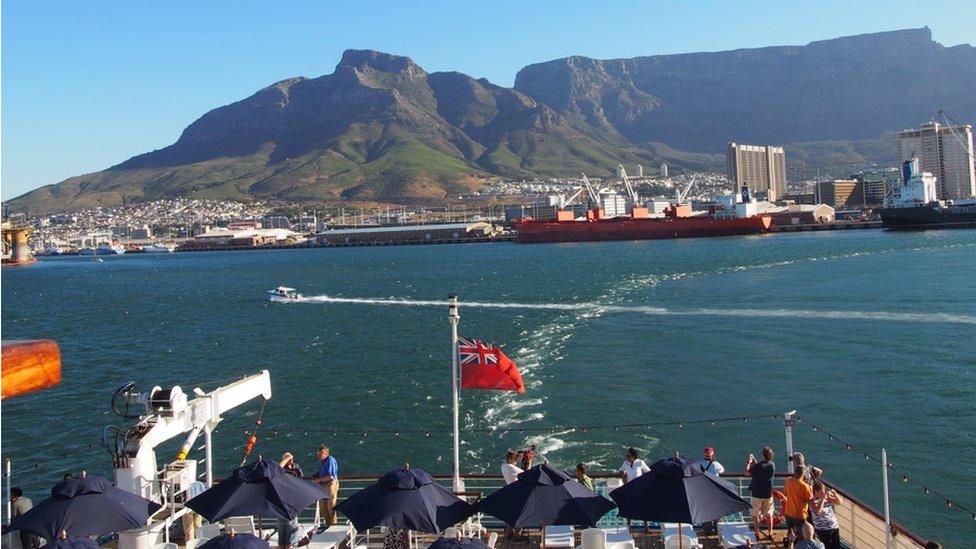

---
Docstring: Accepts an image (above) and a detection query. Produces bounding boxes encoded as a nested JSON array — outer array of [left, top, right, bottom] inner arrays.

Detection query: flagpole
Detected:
[[448, 294, 462, 492]]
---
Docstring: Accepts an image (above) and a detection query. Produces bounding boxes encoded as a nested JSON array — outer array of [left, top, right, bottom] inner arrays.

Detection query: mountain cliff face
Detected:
[[514, 27, 976, 151], [10, 27, 975, 213]]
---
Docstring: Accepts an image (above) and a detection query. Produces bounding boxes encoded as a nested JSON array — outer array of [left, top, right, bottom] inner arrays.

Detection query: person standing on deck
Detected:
[[574, 463, 594, 491], [313, 446, 339, 526], [10, 488, 39, 549], [501, 451, 524, 485], [278, 453, 305, 548], [745, 447, 776, 540], [699, 446, 725, 477], [783, 465, 815, 548], [618, 448, 651, 531]]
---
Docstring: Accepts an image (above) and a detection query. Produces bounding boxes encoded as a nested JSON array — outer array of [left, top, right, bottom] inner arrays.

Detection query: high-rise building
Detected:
[[899, 122, 975, 200], [725, 143, 787, 202], [659, 163, 668, 178], [816, 180, 858, 208]]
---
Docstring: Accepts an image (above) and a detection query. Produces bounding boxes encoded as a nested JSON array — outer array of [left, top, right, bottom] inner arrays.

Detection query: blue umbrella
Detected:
[[45, 537, 101, 549], [428, 537, 489, 549], [4, 475, 161, 541], [187, 459, 328, 522], [334, 467, 474, 533], [198, 533, 270, 549], [476, 463, 615, 528], [609, 456, 750, 524]]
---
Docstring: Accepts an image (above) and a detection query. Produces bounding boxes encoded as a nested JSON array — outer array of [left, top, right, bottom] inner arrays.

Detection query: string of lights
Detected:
[[795, 415, 976, 522], [238, 412, 783, 442], [1, 443, 98, 479]]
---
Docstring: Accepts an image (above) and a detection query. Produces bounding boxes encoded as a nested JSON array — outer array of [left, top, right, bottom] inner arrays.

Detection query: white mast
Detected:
[[448, 294, 462, 492]]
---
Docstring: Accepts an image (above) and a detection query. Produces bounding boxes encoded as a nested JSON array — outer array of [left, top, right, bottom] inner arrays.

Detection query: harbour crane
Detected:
[[580, 173, 601, 206], [675, 178, 697, 205], [617, 164, 641, 205]]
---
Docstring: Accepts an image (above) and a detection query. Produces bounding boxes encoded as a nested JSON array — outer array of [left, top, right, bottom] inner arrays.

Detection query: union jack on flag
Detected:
[[458, 337, 499, 366], [457, 336, 525, 394]]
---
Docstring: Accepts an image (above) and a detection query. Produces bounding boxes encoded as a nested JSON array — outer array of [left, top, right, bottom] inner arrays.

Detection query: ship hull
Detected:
[[515, 215, 772, 243], [880, 204, 976, 230]]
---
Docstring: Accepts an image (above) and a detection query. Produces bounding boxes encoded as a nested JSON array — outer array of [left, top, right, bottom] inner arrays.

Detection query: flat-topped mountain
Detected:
[[9, 27, 975, 213]]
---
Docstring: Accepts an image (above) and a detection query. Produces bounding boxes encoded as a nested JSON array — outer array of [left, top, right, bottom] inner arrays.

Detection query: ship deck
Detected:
[[284, 473, 927, 549]]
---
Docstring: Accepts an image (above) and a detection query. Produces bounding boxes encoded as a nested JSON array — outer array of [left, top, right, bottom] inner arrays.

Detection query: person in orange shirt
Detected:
[[783, 465, 815, 546]]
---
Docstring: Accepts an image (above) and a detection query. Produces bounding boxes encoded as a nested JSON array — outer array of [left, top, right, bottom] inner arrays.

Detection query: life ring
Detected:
[[772, 489, 787, 502]]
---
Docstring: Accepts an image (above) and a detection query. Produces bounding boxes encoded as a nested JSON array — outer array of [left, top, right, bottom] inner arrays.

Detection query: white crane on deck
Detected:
[[103, 370, 272, 549]]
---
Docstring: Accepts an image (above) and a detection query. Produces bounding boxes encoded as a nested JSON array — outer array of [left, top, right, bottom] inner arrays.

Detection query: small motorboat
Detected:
[[267, 286, 301, 302]]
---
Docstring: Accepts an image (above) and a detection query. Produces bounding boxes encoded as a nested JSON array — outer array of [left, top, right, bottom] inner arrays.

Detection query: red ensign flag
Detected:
[[457, 337, 525, 394]]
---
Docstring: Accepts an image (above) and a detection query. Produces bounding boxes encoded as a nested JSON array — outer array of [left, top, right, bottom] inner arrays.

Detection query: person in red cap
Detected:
[[699, 446, 725, 476]]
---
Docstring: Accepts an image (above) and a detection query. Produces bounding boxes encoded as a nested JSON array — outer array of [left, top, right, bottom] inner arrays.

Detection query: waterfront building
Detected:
[[816, 180, 858, 208], [725, 143, 787, 202], [599, 189, 628, 217], [317, 222, 500, 246], [899, 122, 976, 200]]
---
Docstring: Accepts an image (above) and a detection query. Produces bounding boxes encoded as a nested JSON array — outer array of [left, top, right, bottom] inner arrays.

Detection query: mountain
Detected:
[[9, 27, 976, 213]]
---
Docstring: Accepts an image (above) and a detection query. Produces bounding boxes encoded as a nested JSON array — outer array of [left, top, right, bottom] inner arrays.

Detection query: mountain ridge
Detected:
[[9, 27, 975, 213]]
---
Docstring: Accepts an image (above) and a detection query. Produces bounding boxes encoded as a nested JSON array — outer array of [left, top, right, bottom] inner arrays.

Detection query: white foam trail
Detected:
[[298, 295, 976, 325]]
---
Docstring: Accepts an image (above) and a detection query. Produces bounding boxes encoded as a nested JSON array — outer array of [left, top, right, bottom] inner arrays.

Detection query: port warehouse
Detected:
[[315, 222, 503, 246]]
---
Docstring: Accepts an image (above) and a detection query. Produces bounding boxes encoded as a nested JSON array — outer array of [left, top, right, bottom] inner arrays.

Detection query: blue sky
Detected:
[[2, 1, 974, 199]]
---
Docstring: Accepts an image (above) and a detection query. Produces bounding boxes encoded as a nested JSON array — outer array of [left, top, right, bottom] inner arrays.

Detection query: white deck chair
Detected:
[[486, 532, 499, 549], [663, 534, 700, 549], [718, 521, 756, 548], [579, 528, 607, 549], [197, 523, 222, 540], [544, 525, 575, 548], [224, 516, 256, 536]]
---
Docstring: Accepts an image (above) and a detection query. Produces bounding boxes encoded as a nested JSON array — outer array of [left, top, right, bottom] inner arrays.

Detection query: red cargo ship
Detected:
[[514, 206, 772, 244]]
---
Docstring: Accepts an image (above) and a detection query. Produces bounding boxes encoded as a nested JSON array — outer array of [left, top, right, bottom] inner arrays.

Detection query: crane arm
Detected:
[[562, 187, 585, 208], [618, 165, 639, 204], [581, 173, 600, 204]]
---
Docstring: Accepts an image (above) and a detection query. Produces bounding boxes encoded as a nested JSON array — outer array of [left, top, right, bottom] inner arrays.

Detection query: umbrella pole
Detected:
[[678, 523, 683, 549], [449, 294, 462, 492]]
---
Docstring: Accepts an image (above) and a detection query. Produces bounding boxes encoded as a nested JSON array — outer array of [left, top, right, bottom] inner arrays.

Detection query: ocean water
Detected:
[[2, 229, 975, 545]]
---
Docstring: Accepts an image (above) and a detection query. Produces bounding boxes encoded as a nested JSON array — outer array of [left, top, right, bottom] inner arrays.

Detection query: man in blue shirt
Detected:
[[313, 445, 339, 525]]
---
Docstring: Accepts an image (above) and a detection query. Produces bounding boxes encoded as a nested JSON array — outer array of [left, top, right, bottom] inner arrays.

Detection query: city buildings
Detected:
[[899, 122, 976, 200], [725, 143, 788, 202]]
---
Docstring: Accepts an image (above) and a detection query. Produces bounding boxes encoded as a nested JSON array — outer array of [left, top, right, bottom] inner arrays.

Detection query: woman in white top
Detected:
[[618, 447, 650, 482], [618, 447, 651, 531]]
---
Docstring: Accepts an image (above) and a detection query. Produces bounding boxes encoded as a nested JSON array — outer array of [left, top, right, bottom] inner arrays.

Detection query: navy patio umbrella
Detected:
[[45, 537, 101, 549], [4, 474, 161, 541], [334, 467, 474, 533], [198, 533, 270, 549], [428, 537, 489, 549], [609, 455, 750, 524], [187, 458, 328, 522], [476, 463, 615, 528]]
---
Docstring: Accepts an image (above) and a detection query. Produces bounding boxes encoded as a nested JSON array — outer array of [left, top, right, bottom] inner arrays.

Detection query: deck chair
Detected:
[[579, 528, 607, 549], [660, 523, 700, 549], [718, 521, 757, 548], [197, 523, 223, 540], [544, 525, 575, 548], [443, 527, 461, 539], [486, 532, 499, 549], [663, 534, 700, 549], [224, 516, 256, 536]]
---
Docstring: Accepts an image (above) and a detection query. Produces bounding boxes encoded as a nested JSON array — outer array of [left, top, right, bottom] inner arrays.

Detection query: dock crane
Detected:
[[617, 165, 641, 206], [675, 178, 697, 205], [103, 370, 272, 549]]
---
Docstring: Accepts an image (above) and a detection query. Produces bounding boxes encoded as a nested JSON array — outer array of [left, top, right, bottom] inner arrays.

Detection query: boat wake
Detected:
[[296, 295, 976, 325]]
